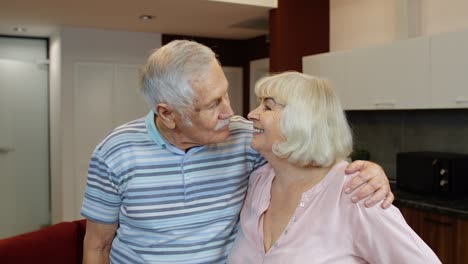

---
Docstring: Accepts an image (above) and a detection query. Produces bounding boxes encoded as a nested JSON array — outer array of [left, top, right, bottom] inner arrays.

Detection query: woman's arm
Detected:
[[353, 204, 441, 263]]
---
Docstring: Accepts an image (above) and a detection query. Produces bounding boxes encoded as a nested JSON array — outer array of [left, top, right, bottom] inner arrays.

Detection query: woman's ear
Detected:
[[155, 103, 176, 129]]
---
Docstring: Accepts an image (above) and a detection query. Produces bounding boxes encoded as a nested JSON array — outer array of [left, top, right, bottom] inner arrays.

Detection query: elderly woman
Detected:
[[228, 72, 440, 263]]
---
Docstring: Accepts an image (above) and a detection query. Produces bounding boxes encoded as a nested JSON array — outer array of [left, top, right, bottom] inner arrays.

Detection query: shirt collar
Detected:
[[144, 110, 208, 154], [145, 110, 166, 147]]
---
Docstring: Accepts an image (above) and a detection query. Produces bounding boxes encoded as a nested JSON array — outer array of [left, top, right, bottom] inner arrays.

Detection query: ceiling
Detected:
[[0, 0, 276, 40]]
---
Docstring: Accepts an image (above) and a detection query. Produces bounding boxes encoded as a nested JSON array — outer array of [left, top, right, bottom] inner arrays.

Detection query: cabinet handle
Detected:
[[0, 146, 15, 154], [455, 96, 468, 104], [374, 101, 396, 109], [423, 217, 453, 226]]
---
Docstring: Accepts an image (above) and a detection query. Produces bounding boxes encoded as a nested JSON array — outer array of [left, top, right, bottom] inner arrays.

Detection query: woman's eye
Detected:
[[264, 105, 272, 111]]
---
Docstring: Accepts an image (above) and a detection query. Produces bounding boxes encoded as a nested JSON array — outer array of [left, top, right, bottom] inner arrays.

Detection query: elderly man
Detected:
[[81, 40, 393, 264]]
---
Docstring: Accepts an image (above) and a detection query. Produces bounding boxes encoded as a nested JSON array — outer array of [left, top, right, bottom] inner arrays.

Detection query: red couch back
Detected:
[[0, 219, 87, 264]]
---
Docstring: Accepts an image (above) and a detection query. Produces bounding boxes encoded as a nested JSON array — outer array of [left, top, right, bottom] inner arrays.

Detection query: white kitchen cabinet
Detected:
[[303, 51, 353, 109], [303, 37, 431, 110], [431, 30, 468, 108], [346, 37, 431, 110]]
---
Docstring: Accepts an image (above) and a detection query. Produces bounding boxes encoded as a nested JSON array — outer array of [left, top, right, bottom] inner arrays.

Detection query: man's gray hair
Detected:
[[140, 40, 218, 117]]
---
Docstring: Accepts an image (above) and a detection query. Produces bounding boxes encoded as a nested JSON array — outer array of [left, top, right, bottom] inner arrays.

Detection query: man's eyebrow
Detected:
[[201, 96, 221, 108]]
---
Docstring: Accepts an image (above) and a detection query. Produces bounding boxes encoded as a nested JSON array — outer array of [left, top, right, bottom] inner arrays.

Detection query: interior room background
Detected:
[[2, 0, 468, 238]]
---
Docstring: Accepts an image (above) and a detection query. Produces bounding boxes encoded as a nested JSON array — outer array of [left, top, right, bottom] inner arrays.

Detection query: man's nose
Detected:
[[220, 98, 234, 119]]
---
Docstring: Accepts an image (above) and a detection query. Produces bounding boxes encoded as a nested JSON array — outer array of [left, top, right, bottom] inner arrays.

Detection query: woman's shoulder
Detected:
[[249, 163, 274, 186]]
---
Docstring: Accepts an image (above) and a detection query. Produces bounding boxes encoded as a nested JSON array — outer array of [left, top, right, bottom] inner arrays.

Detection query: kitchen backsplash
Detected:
[[346, 109, 468, 180]]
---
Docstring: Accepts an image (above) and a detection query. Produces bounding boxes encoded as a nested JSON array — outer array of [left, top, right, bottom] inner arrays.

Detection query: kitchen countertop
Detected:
[[393, 187, 468, 219]]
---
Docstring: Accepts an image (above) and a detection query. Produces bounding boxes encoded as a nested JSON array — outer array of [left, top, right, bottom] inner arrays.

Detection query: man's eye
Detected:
[[264, 105, 272, 111], [208, 100, 221, 109]]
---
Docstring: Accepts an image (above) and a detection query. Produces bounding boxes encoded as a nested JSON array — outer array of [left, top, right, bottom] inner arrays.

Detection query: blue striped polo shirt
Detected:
[[81, 111, 265, 263]]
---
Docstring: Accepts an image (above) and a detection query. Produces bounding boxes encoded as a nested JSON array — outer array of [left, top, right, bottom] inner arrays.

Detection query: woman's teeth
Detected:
[[253, 128, 264, 133]]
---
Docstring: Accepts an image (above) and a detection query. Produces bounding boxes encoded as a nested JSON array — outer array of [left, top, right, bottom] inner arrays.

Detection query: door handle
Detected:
[[455, 96, 468, 104], [0, 146, 15, 154], [423, 217, 453, 226]]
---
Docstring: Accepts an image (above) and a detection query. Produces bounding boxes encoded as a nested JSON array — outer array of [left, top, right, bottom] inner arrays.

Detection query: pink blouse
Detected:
[[228, 161, 440, 264]]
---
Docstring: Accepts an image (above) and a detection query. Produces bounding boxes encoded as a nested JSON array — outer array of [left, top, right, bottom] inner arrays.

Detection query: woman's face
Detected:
[[247, 97, 284, 154]]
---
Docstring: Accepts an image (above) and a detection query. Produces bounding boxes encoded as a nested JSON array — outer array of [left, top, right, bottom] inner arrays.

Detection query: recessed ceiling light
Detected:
[[139, 15, 155, 20], [13, 27, 27, 32]]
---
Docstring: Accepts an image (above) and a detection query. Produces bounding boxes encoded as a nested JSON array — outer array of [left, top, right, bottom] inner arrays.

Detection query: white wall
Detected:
[[330, 0, 397, 51], [331, 0, 468, 51], [421, 0, 468, 36], [52, 27, 162, 221]]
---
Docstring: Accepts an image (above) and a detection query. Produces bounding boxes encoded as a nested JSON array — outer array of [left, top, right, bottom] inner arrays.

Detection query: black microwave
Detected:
[[396, 152, 468, 198]]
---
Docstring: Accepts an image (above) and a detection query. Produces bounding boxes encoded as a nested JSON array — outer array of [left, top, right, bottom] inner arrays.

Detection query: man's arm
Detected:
[[344, 160, 394, 209], [83, 220, 118, 264]]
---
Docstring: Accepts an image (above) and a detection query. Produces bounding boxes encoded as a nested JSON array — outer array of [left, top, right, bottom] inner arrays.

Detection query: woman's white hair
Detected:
[[139, 40, 219, 121], [255, 71, 353, 167]]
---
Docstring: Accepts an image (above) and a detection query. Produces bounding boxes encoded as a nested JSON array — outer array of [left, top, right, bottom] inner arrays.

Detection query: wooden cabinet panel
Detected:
[[398, 205, 468, 264], [457, 218, 468, 263], [418, 212, 457, 264], [399, 206, 421, 233]]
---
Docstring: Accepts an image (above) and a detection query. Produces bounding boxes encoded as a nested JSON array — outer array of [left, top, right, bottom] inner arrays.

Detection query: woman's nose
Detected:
[[247, 106, 260, 121]]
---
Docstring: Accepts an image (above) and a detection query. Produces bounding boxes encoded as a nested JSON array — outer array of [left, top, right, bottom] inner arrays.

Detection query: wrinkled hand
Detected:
[[344, 160, 394, 209]]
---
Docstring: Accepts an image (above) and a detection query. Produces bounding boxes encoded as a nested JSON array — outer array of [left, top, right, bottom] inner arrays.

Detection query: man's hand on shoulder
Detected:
[[344, 160, 394, 209]]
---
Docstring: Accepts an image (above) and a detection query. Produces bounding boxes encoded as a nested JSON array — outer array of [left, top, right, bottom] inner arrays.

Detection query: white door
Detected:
[[73, 62, 148, 219], [249, 58, 269, 111], [0, 57, 49, 238], [223, 66, 244, 116]]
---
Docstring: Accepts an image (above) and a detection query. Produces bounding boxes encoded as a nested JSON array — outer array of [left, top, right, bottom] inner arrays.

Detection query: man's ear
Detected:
[[155, 103, 176, 129]]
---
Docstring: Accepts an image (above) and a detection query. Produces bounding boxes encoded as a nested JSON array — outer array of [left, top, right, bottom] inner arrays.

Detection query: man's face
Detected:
[[176, 60, 234, 146]]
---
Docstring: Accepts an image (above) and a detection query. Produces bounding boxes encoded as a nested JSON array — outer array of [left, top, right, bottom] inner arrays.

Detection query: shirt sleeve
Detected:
[[80, 148, 121, 224], [353, 204, 441, 264], [252, 153, 267, 172]]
